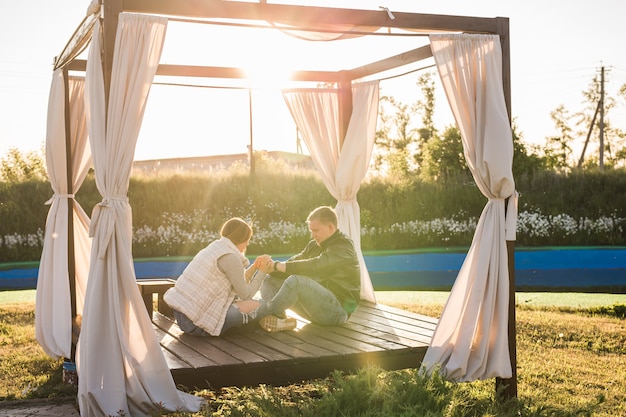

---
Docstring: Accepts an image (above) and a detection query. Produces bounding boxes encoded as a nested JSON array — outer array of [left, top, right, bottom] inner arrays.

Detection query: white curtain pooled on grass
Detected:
[[78, 14, 203, 416], [420, 34, 517, 381], [36, 71, 92, 360], [282, 81, 379, 303]]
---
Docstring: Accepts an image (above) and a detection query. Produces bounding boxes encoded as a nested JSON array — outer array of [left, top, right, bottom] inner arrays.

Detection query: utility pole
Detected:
[[599, 66, 605, 170], [578, 66, 606, 169]]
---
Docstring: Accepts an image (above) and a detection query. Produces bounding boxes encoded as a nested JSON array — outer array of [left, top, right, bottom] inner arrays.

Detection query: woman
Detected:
[[163, 217, 270, 336]]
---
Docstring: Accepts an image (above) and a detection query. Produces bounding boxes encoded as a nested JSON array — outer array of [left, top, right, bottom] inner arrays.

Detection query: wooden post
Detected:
[[498, 240, 518, 399], [498, 17, 511, 122], [62, 68, 77, 365], [495, 16, 518, 400]]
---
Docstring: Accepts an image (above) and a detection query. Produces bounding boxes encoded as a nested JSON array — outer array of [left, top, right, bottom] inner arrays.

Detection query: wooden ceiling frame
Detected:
[[61, 0, 511, 144], [64, 0, 510, 113], [63, 0, 510, 146]]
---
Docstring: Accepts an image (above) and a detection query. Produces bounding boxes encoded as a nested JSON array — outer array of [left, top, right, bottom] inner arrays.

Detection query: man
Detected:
[[258, 206, 361, 332]]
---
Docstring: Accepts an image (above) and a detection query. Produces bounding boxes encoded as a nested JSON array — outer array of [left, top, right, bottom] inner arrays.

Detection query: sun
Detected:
[[242, 38, 297, 90], [244, 58, 296, 90]]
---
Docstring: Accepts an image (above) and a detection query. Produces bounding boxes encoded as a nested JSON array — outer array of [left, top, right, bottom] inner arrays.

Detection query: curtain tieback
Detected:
[[98, 196, 129, 206], [486, 193, 519, 241], [44, 193, 75, 205], [89, 195, 129, 259], [336, 199, 355, 205]]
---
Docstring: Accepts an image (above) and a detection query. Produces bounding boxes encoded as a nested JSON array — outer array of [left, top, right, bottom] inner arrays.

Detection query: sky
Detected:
[[1, 0, 625, 162]]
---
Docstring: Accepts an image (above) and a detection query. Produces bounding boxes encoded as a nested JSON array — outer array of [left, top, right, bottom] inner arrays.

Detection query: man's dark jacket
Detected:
[[271, 230, 361, 313]]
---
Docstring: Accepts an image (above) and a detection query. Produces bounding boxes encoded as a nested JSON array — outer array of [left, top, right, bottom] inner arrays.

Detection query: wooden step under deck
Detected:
[[151, 302, 437, 390]]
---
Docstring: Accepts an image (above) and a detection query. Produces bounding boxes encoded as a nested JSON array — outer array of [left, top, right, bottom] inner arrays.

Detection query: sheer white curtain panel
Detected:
[[78, 13, 203, 416], [36, 71, 92, 360], [282, 81, 379, 303], [420, 34, 517, 381], [277, 23, 380, 41]]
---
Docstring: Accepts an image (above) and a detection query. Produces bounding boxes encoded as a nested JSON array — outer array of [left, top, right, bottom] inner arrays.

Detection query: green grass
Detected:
[[371, 290, 626, 310], [0, 289, 36, 304], [1, 290, 625, 416], [514, 292, 626, 308]]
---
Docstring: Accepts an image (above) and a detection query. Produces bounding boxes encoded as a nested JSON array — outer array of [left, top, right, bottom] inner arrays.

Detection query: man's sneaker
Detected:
[[259, 315, 297, 332]]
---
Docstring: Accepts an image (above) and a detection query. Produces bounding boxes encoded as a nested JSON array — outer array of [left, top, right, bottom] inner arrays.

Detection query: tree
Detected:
[[421, 119, 549, 182], [544, 105, 575, 171], [511, 121, 549, 179], [603, 81, 626, 168], [0, 147, 47, 183], [373, 94, 420, 179], [413, 72, 438, 167], [420, 125, 469, 181], [373, 71, 438, 179]]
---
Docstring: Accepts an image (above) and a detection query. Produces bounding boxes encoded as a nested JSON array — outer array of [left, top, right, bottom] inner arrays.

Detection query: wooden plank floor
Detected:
[[152, 302, 437, 390]]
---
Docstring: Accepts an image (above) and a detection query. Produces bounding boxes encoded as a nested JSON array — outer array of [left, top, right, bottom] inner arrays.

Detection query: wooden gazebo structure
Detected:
[[49, 1, 516, 412]]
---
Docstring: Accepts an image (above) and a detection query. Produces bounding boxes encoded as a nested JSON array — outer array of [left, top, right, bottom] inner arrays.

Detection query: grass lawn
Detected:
[[376, 290, 626, 309], [1, 289, 624, 416], [0, 289, 37, 304]]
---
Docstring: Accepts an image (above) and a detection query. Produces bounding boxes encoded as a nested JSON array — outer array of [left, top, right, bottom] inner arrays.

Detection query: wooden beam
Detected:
[[157, 64, 247, 79], [67, 59, 87, 72], [71, 2, 501, 84], [156, 64, 342, 83], [347, 45, 433, 80], [68, 60, 343, 83], [121, 0, 500, 34]]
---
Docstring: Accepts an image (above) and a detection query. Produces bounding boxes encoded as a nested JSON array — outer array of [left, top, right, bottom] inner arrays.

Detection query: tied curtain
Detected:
[[282, 81, 379, 303], [78, 14, 203, 416], [36, 71, 92, 360], [420, 34, 517, 381]]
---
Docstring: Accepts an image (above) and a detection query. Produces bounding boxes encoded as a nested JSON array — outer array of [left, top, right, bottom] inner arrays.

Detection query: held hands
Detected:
[[253, 254, 283, 274], [253, 254, 269, 268], [254, 254, 274, 274]]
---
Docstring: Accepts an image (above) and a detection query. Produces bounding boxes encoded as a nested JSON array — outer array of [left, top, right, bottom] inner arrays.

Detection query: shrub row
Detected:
[[1, 162, 625, 262]]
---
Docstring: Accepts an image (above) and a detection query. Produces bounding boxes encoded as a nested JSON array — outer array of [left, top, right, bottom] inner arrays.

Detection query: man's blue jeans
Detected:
[[260, 275, 348, 326]]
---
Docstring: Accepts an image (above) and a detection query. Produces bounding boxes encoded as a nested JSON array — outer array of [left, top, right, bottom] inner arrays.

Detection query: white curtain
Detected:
[[282, 81, 379, 303], [277, 24, 380, 41], [420, 34, 517, 381], [78, 14, 203, 416], [36, 71, 92, 360]]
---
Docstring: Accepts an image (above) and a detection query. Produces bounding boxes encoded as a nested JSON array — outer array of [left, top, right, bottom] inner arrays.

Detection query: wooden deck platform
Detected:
[[151, 302, 437, 390]]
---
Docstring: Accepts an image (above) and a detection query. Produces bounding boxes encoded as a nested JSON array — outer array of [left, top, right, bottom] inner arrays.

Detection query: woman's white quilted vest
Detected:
[[164, 237, 247, 335]]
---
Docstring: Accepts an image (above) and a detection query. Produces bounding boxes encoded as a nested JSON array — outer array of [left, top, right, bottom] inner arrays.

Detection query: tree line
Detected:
[[373, 71, 626, 182]]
